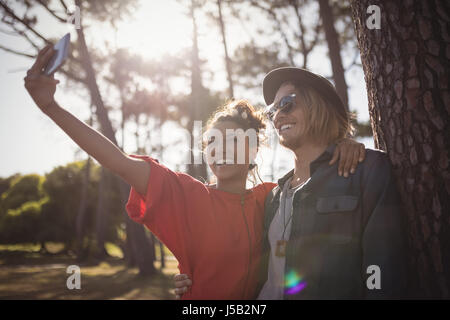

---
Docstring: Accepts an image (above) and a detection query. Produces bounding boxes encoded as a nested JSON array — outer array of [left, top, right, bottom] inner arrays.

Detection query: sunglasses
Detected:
[[264, 94, 297, 122]]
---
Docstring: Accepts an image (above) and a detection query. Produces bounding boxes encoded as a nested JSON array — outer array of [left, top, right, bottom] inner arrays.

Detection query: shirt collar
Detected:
[[277, 143, 337, 188]]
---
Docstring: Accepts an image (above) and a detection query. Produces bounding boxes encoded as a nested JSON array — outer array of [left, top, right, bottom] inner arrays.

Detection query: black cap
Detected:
[[262, 67, 346, 116]]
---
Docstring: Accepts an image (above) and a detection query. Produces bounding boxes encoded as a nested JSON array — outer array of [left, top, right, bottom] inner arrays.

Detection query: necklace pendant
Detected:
[[275, 240, 287, 257]]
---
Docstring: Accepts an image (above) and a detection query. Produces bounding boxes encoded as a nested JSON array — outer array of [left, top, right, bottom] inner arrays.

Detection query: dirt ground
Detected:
[[0, 243, 179, 300]]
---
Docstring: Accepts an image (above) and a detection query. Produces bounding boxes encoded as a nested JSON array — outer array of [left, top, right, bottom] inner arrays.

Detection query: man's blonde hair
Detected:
[[289, 82, 354, 145]]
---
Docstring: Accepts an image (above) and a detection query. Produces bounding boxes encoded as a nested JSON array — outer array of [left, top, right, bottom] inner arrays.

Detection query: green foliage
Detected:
[[38, 162, 86, 243], [0, 161, 124, 246], [233, 43, 289, 89], [0, 174, 45, 213], [0, 197, 48, 243], [39, 161, 122, 244], [0, 174, 19, 198]]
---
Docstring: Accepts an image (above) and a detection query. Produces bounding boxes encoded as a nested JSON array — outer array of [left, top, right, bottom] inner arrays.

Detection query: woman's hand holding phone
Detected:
[[23, 43, 151, 198], [24, 44, 60, 114]]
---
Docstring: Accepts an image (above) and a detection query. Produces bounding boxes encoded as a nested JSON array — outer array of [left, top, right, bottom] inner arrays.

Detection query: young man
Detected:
[[256, 67, 408, 299], [176, 67, 408, 299]]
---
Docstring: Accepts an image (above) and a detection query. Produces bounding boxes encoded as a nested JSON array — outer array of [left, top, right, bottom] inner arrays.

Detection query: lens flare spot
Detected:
[[284, 270, 307, 295]]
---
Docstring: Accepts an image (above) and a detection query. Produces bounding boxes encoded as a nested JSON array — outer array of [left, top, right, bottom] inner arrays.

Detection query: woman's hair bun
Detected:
[[211, 99, 266, 133]]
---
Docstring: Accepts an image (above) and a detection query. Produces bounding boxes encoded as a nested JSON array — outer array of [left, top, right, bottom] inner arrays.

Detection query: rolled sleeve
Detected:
[[124, 154, 205, 271], [125, 155, 167, 224]]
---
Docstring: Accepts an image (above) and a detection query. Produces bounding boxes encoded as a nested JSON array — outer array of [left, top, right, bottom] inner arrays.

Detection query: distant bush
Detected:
[[0, 174, 44, 213], [0, 197, 48, 243], [0, 161, 124, 248]]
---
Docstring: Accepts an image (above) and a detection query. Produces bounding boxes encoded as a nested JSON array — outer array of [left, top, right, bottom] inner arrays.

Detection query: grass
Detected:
[[0, 243, 180, 300]]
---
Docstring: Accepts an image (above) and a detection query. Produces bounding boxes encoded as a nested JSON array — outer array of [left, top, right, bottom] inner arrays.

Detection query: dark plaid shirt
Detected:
[[257, 143, 408, 299]]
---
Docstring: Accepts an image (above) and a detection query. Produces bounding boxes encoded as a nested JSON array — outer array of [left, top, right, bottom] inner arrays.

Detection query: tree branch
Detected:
[[0, 26, 19, 35], [36, 0, 67, 23], [345, 49, 362, 71], [249, 0, 295, 65], [0, 44, 34, 58], [306, 19, 322, 54], [3, 20, 41, 50], [59, 0, 68, 11], [60, 68, 86, 83], [0, 1, 51, 44], [0, 44, 85, 83], [290, 0, 309, 67]]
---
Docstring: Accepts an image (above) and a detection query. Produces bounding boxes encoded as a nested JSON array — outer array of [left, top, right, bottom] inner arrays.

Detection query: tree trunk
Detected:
[[351, 0, 450, 298], [75, 0, 155, 276], [94, 167, 109, 258], [217, 0, 234, 98], [75, 2, 117, 144], [159, 239, 166, 269], [75, 105, 95, 260], [318, 0, 350, 109], [188, 0, 208, 181], [75, 156, 91, 260]]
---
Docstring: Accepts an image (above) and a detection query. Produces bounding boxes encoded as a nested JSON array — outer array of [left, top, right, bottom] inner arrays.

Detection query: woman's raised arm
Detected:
[[24, 44, 150, 195]]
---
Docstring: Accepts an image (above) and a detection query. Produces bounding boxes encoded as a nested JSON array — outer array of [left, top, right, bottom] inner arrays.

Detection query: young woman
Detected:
[[24, 45, 365, 299]]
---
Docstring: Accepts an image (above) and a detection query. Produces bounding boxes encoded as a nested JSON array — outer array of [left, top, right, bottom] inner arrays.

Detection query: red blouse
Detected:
[[125, 155, 276, 299]]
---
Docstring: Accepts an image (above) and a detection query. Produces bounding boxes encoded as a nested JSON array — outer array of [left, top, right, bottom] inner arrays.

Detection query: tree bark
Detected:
[[351, 0, 450, 298], [318, 0, 350, 109]]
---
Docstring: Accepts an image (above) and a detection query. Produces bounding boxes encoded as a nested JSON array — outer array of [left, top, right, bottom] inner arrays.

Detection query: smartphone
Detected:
[[44, 33, 70, 75]]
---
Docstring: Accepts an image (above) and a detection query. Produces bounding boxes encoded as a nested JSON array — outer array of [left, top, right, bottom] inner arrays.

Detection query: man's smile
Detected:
[[276, 122, 296, 135]]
